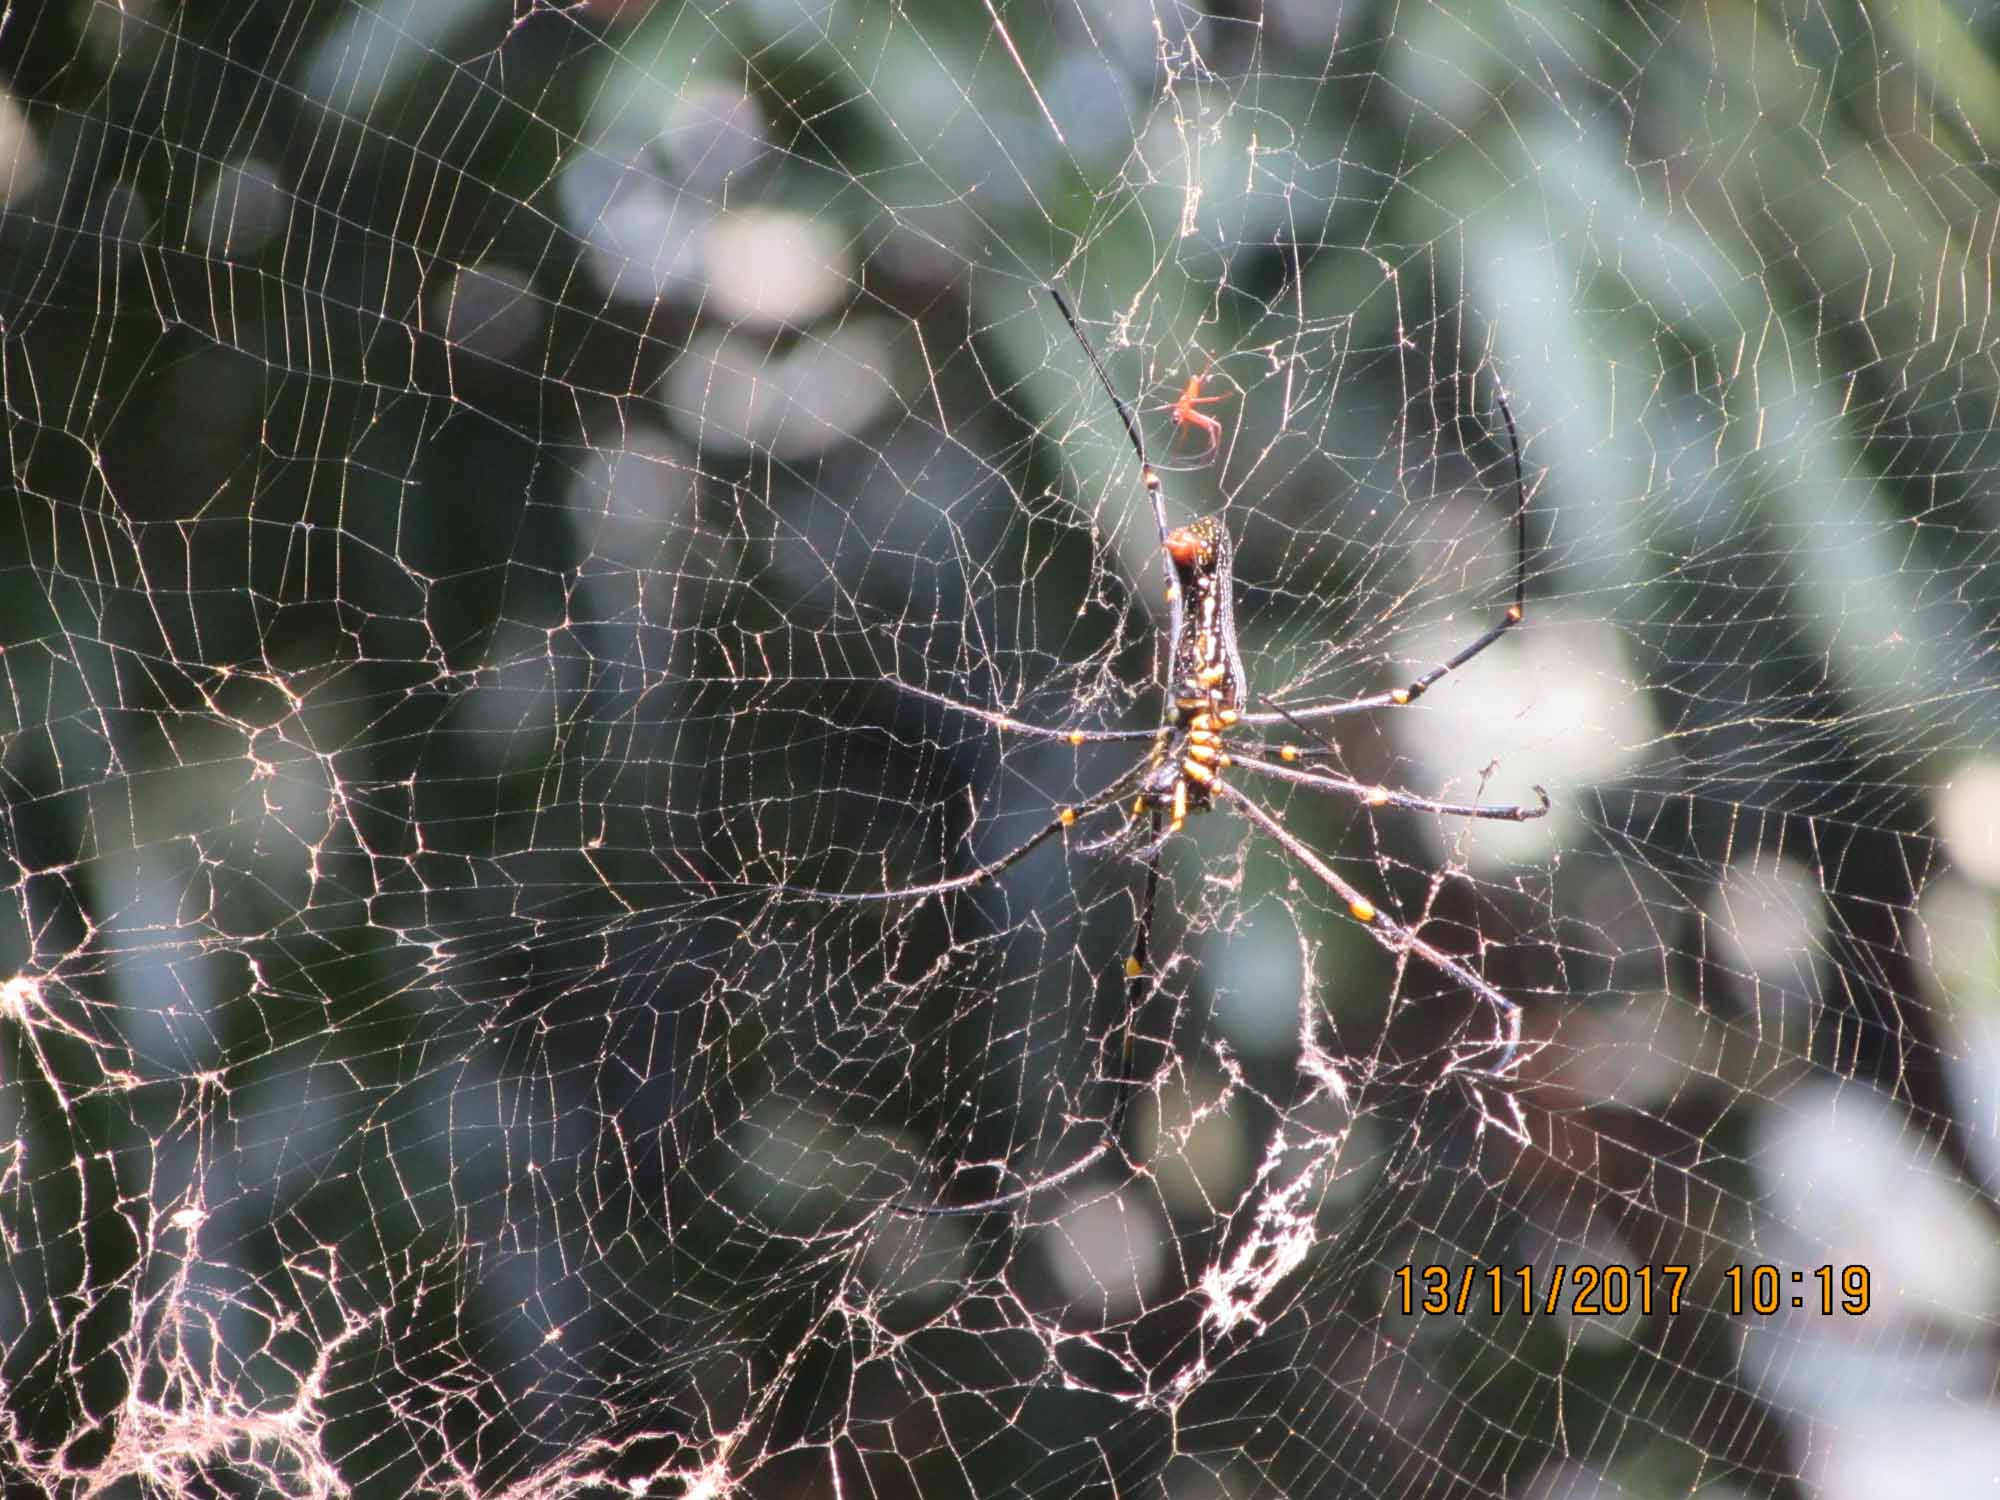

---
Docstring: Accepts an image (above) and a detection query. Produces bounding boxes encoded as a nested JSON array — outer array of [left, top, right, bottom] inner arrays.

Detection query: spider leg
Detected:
[[1171, 402, 1226, 464], [1236, 689, 1404, 726], [888, 808, 1162, 1220], [1230, 748, 1550, 822], [881, 676, 1166, 745], [1048, 285, 1171, 552], [1217, 781, 1524, 1080], [1083, 792, 1180, 858], [1107, 810, 1164, 1147], [1239, 388, 1530, 729], [1050, 283, 1205, 751], [818, 760, 1149, 905], [1186, 410, 1222, 462]]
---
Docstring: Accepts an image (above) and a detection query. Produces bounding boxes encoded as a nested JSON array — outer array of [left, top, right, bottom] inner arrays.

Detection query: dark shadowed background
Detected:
[[2, 2, 1998, 1497]]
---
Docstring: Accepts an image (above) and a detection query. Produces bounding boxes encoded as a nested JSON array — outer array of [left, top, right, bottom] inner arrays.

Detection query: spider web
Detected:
[[2, 2, 1996, 1496]]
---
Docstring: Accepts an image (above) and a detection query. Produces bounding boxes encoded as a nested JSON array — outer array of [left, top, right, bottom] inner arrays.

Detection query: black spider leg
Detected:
[[1235, 724, 1551, 822], [813, 758, 1151, 907], [1217, 782, 1527, 1110], [891, 805, 1169, 1221], [1047, 285, 1185, 654], [827, 758, 1147, 1221], [1108, 810, 1165, 1147], [882, 678, 1167, 745], [1047, 284, 1173, 556], [1238, 387, 1530, 729]]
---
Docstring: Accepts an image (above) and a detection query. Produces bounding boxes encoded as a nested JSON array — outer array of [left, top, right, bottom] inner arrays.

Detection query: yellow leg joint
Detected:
[[1125, 955, 1143, 979], [1391, 689, 1411, 706], [1059, 807, 1077, 826], [1349, 898, 1377, 923]]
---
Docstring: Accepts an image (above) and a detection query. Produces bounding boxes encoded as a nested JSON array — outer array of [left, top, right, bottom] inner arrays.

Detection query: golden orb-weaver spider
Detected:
[[828, 285, 1546, 1216]]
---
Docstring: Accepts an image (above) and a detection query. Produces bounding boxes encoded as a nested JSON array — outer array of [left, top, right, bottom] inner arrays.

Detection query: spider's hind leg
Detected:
[[887, 804, 1174, 1219], [1106, 811, 1167, 1148]]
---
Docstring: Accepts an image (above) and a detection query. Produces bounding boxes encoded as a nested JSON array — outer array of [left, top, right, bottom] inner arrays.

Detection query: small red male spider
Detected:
[[1167, 358, 1231, 463]]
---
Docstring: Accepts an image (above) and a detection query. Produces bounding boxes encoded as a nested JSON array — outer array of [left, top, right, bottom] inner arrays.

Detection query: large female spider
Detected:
[[830, 285, 1545, 1215]]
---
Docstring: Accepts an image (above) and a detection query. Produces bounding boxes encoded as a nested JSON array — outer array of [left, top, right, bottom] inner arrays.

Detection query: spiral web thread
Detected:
[[0, 4, 1995, 1498]]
